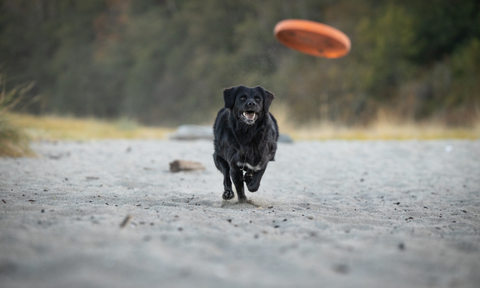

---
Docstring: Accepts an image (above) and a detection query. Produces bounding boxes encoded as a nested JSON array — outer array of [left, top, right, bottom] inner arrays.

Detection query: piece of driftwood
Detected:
[[278, 133, 294, 143], [170, 160, 206, 172], [169, 125, 214, 140]]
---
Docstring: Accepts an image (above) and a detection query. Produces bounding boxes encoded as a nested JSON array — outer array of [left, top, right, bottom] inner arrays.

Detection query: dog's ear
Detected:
[[259, 86, 276, 114], [223, 86, 238, 109]]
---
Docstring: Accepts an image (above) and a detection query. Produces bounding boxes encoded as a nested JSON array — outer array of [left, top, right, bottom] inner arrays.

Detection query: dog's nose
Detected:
[[247, 100, 256, 107]]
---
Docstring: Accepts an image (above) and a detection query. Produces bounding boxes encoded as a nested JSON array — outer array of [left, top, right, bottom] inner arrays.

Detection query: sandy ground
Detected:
[[0, 139, 479, 288]]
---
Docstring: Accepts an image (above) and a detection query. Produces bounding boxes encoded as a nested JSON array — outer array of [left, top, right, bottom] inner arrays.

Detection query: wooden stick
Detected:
[[169, 160, 205, 172]]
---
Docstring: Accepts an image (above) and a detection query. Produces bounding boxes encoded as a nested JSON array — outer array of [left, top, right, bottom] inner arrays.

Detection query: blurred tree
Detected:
[[400, 0, 480, 64], [0, 0, 479, 125], [356, 2, 417, 96]]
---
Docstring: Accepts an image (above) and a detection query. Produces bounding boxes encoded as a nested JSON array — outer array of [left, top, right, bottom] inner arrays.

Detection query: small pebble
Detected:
[[334, 264, 349, 274]]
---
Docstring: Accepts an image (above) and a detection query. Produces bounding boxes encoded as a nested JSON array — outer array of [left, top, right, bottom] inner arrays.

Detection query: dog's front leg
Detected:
[[230, 166, 247, 203], [214, 154, 235, 200], [246, 166, 267, 192], [244, 168, 253, 184]]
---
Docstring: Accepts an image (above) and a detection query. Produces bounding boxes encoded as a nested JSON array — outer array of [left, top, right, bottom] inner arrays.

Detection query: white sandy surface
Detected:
[[1, 139, 479, 288]]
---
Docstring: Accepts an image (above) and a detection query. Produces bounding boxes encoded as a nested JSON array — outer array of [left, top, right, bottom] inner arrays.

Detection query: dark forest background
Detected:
[[1, 0, 479, 126]]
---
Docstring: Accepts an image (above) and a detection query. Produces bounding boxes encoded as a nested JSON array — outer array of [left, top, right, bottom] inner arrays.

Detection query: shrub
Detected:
[[0, 75, 35, 157]]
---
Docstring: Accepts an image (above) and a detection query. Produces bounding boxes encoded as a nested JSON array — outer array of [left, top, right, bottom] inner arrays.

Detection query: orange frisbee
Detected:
[[274, 19, 351, 58]]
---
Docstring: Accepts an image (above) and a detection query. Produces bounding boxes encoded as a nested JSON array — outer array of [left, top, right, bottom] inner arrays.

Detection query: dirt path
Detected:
[[1, 140, 479, 288]]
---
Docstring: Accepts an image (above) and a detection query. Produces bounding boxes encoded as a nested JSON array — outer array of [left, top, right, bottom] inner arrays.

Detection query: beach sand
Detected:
[[1, 139, 479, 288]]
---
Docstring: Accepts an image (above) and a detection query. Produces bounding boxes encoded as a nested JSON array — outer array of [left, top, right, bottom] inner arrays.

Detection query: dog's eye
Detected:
[[240, 96, 247, 101], [254, 96, 261, 102]]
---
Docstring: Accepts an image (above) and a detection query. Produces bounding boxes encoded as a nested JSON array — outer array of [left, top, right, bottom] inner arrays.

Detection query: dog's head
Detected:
[[223, 85, 275, 125]]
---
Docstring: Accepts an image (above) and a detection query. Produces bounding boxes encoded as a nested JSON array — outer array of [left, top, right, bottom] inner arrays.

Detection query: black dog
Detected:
[[213, 85, 279, 202]]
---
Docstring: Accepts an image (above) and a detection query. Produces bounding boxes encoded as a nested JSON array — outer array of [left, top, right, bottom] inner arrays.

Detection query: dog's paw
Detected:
[[222, 189, 235, 200]]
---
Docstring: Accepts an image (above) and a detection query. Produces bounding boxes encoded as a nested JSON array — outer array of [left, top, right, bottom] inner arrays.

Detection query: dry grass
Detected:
[[8, 108, 480, 142], [0, 114, 34, 157], [0, 75, 36, 157], [287, 120, 480, 140], [271, 103, 480, 140], [9, 114, 173, 141]]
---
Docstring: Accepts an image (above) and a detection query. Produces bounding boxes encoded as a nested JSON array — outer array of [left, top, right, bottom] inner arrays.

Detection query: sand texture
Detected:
[[1, 140, 479, 288]]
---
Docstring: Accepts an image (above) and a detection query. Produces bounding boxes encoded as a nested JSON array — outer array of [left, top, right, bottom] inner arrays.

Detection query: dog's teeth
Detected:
[[242, 111, 256, 121]]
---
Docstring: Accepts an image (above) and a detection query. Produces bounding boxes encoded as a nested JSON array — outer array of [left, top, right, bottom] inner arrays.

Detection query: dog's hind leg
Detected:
[[230, 167, 247, 203], [214, 154, 234, 200]]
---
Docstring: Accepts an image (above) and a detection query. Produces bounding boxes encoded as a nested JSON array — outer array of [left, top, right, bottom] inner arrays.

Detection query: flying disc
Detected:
[[274, 19, 351, 58]]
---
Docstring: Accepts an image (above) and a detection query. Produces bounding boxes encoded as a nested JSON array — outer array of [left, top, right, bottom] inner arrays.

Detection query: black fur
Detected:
[[213, 85, 279, 202]]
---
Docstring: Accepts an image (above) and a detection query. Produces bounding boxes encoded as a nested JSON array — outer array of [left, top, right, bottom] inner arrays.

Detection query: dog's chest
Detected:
[[235, 148, 264, 171], [236, 161, 262, 171], [229, 127, 271, 172]]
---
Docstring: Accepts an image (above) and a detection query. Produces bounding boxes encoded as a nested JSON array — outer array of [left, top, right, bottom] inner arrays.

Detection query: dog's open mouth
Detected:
[[242, 111, 257, 123]]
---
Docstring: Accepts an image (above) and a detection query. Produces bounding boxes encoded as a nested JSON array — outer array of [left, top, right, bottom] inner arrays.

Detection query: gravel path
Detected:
[[1, 140, 479, 288]]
